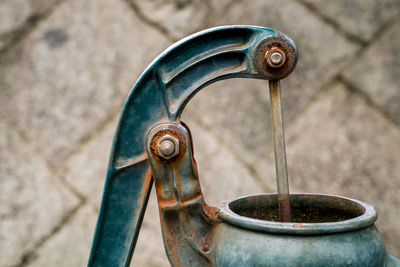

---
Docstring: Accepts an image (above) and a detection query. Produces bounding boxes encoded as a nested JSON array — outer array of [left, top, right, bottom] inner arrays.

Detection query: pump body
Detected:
[[87, 26, 399, 267]]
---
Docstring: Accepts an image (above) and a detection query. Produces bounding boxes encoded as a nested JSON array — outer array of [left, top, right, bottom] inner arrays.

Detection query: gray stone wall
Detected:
[[0, 0, 399, 266]]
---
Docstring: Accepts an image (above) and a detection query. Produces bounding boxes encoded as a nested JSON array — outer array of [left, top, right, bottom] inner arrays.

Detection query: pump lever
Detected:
[[88, 25, 297, 267]]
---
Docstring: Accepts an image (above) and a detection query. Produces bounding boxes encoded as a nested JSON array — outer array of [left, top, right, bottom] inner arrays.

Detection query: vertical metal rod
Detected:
[[269, 80, 291, 222]]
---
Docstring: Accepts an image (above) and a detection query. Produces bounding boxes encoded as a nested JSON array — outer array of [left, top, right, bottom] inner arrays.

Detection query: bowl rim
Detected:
[[218, 193, 377, 235]]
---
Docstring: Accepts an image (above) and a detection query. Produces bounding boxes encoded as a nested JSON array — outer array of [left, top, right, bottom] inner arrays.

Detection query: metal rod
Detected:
[[269, 80, 291, 222]]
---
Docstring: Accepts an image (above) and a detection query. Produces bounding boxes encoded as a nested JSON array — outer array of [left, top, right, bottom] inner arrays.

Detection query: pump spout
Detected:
[[146, 122, 218, 266]]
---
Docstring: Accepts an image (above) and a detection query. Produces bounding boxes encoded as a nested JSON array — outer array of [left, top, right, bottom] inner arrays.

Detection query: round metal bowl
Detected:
[[219, 193, 377, 235]]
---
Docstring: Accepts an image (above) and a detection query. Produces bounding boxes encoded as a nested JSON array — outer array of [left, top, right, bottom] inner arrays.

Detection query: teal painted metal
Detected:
[[217, 194, 387, 266], [87, 26, 399, 266]]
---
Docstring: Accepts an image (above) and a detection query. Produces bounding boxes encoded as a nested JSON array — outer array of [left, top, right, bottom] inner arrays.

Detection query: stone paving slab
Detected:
[[185, 79, 271, 171], [1, 0, 399, 265], [186, 0, 359, 167], [299, 0, 400, 42], [0, 122, 80, 267], [0, 0, 171, 168], [26, 205, 96, 267], [182, 111, 267, 205], [260, 83, 400, 256], [0, 0, 61, 50], [65, 116, 118, 209], [131, 190, 170, 267], [23, 195, 169, 267], [343, 21, 400, 125], [129, 0, 236, 40]]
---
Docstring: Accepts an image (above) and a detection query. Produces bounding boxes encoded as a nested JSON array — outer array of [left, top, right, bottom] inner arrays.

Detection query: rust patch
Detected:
[[149, 124, 187, 163], [253, 35, 297, 80], [203, 203, 221, 223], [265, 47, 286, 68], [202, 239, 210, 252], [136, 169, 153, 210]]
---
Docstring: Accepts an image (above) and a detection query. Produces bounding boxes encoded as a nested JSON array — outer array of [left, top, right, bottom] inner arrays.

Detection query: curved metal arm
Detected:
[[88, 25, 297, 266]]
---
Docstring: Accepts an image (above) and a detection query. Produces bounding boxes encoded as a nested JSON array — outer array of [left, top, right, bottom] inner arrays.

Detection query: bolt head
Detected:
[[270, 52, 283, 65], [159, 139, 175, 155], [265, 48, 286, 69], [157, 135, 180, 160]]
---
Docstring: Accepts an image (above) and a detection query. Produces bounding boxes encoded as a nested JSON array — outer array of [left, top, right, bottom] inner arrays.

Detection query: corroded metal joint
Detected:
[[254, 34, 297, 80], [265, 47, 286, 68], [148, 123, 186, 163], [157, 134, 180, 159]]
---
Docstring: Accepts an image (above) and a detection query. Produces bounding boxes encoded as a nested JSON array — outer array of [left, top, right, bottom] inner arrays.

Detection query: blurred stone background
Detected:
[[0, 0, 399, 266]]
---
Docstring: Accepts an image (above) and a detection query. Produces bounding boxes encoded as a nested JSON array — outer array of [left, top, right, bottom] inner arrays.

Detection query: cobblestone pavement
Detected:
[[0, 0, 399, 266]]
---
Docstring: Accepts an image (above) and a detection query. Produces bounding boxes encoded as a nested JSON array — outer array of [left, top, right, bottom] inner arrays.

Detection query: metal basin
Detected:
[[214, 193, 391, 266]]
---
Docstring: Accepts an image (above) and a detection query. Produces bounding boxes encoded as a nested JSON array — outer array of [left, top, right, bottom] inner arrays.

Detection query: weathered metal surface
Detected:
[[253, 34, 298, 80], [265, 48, 286, 68], [145, 121, 397, 266], [157, 135, 179, 159], [87, 25, 399, 267], [269, 80, 291, 222], [219, 193, 377, 235], [217, 194, 399, 266], [146, 124, 397, 266], [87, 25, 298, 267], [216, 194, 383, 266], [149, 124, 186, 163], [147, 122, 215, 266]]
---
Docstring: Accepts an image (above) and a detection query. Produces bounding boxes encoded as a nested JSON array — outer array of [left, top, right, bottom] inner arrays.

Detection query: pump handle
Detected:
[[88, 25, 297, 266]]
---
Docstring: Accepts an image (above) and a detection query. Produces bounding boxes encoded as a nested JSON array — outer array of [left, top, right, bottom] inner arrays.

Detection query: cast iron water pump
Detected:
[[87, 26, 399, 266]]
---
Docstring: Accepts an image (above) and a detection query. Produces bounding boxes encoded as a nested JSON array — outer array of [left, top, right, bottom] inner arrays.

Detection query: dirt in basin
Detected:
[[236, 205, 358, 223]]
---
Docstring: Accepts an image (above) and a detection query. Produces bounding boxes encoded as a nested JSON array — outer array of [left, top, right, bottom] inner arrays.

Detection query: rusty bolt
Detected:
[[159, 139, 175, 155], [265, 47, 286, 69], [157, 135, 180, 160], [270, 52, 283, 66]]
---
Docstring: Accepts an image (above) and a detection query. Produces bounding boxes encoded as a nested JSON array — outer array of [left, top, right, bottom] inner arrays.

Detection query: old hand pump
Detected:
[[88, 26, 399, 267]]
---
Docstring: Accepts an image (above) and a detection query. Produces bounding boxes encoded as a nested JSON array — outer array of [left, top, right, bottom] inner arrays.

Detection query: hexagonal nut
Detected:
[[157, 134, 180, 160]]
